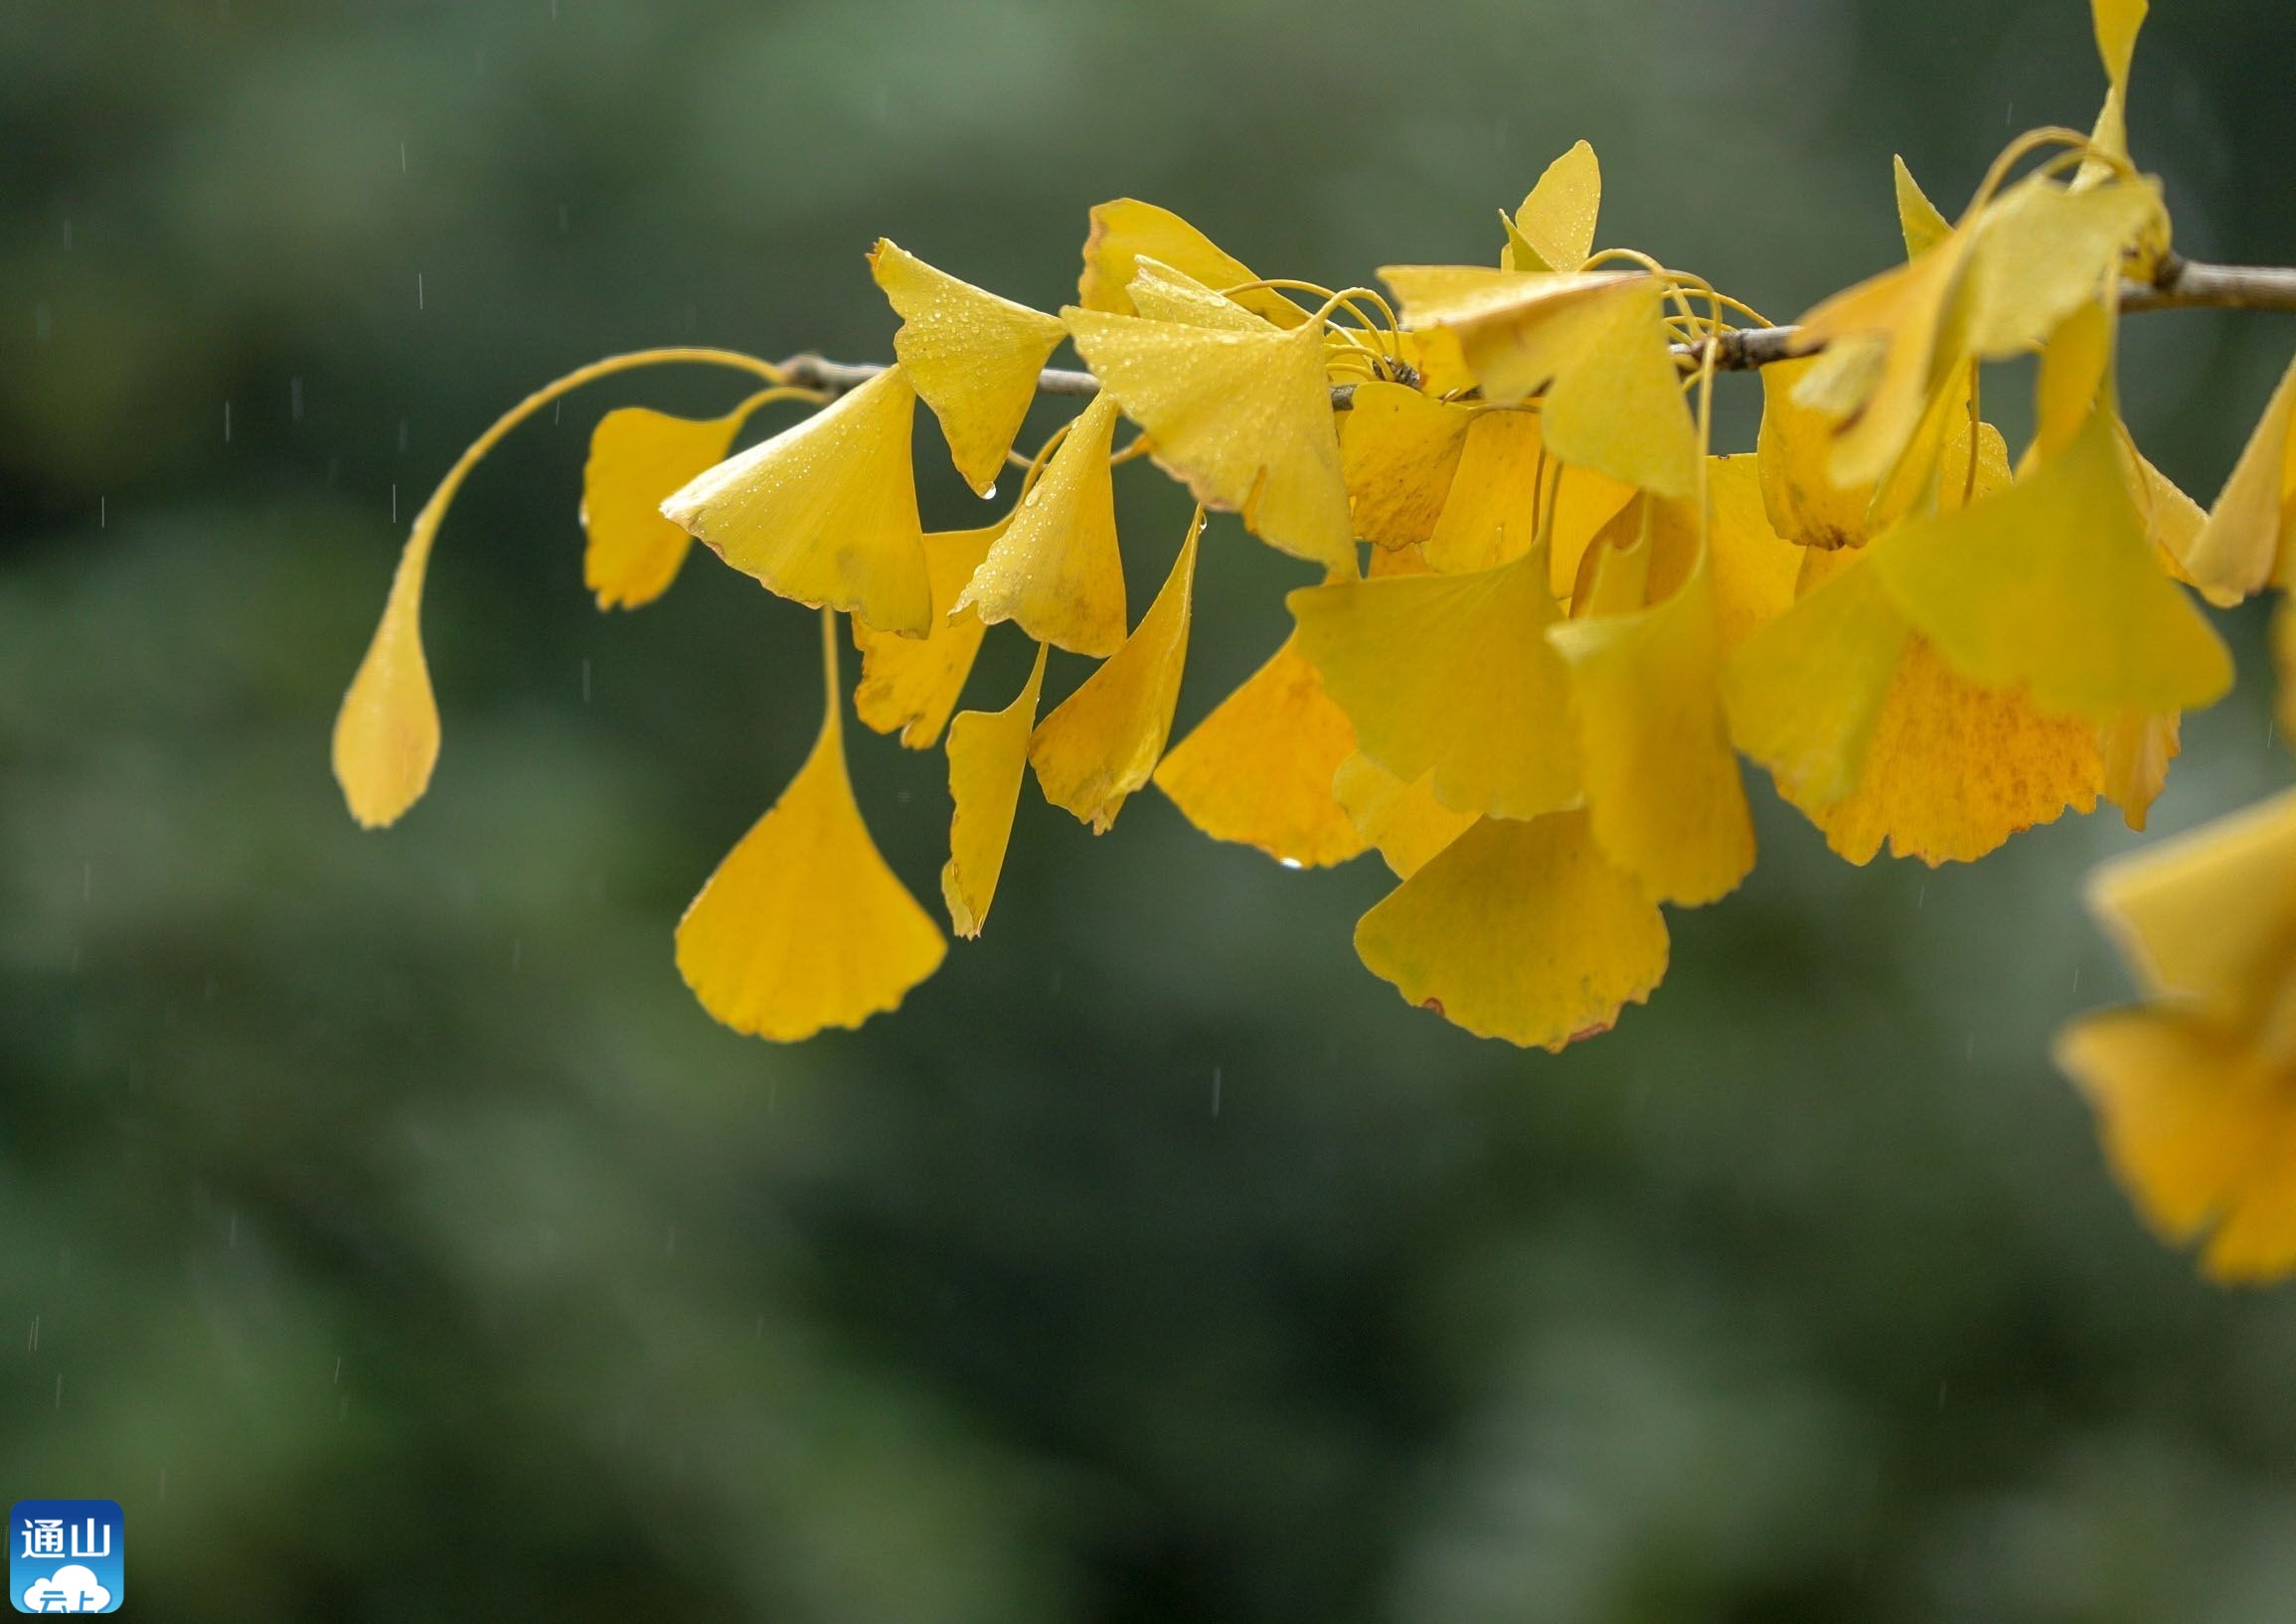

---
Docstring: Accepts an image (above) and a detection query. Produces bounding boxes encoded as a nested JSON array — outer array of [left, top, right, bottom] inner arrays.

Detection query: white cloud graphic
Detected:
[[21, 1563, 112, 1611]]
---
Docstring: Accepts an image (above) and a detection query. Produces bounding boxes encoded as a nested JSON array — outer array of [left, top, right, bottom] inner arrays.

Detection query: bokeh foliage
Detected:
[[6, 1, 2296, 1617]]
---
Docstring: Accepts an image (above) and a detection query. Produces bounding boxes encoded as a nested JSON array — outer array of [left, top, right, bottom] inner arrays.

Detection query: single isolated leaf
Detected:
[[580, 406, 742, 609], [873, 238, 1066, 497], [333, 500, 443, 828], [1504, 140, 1601, 272], [942, 643, 1049, 938], [953, 393, 1128, 657], [1075, 200, 1304, 327], [1340, 381, 1475, 551], [1354, 809, 1669, 1050], [2056, 1007, 2296, 1284], [1865, 409, 2231, 719], [675, 611, 944, 1041], [1289, 546, 1578, 821], [1380, 265, 1697, 497], [1030, 512, 1200, 833], [1154, 632, 1367, 869], [853, 523, 1001, 748], [1066, 305, 1353, 569], [662, 365, 931, 637], [1422, 407, 1545, 573], [2179, 351, 2296, 604], [1330, 753, 1477, 879]]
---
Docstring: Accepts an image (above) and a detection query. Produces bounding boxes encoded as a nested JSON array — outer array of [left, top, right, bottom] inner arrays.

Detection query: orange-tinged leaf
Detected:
[[2055, 1007, 2296, 1283], [2180, 351, 2296, 604], [580, 406, 741, 609], [2096, 709, 2180, 832], [662, 365, 931, 637], [675, 612, 944, 1041], [1330, 753, 1476, 879], [1381, 265, 1696, 497], [1065, 307, 1353, 569], [1422, 407, 1543, 572], [1154, 632, 1366, 869], [1340, 381, 1475, 551], [873, 238, 1066, 497], [333, 505, 442, 829], [1289, 547, 1578, 821], [1029, 512, 1200, 833], [1076, 200, 1303, 327], [941, 643, 1048, 938], [953, 393, 1128, 657], [2085, 785, 2296, 1020], [1354, 810, 1669, 1050], [1550, 552, 1754, 905], [853, 523, 1000, 748], [1504, 140, 1600, 272], [1866, 409, 2231, 719]]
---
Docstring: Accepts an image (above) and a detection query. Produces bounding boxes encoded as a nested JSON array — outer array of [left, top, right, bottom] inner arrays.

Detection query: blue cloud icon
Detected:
[[20, 1564, 112, 1612]]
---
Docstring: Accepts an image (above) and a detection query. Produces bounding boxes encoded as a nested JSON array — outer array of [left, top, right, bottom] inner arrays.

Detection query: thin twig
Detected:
[[774, 256, 2296, 408]]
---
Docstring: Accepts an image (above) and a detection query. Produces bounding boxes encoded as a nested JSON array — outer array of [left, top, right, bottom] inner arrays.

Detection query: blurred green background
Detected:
[[7, 1, 2296, 1618]]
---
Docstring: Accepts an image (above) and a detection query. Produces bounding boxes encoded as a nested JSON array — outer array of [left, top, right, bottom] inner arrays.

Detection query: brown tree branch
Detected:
[[775, 256, 2296, 408]]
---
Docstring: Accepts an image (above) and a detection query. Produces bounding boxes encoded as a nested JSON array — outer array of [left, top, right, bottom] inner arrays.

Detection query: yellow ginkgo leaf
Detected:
[[2093, 0, 2148, 93], [1153, 632, 1366, 869], [1503, 140, 1600, 273], [1289, 547, 1578, 821], [1030, 512, 1200, 833], [1807, 635, 2103, 866], [1964, 176, 2162, 359], [941, 643, 1049, 938], [1075, 199, 1303, 327], [580, 406, 743, 610], [1065, 306, 1353, 569], [1551, 546, 1754, 906], [675, 610, 945, 1041], [1423, 407, 1545, 573], [2055, 1006, 2296, 1283], [1893, 155, 1953, 258], [333, 503, 443, 829], [1866, 409, 2231, 719], [1330, 754, 1477, 879], [1354, 810, 1669, 1050], [1723, 549, 1910, 810], [873, 238, 1066, 498], [1544, 458, 1641, 601], [1380, 265, 1697, 498], [2277, 599, 2296, 749], [1127, 257, 1272, 332], [854, 523, 1001, 748], [1340, 381, 1475, 552], [954, 393, 1128, 657], [2179, 352, 2296, 604], [661, 365, 931, 637], [2096, 709, 2180, 832], [1705, 454, 1805, 655], [1792, 231, 1974, 490], [2085, 786, 2296, 1021]]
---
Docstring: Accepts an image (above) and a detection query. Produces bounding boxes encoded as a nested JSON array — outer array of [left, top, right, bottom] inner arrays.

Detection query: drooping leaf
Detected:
[[942, 643, 1049, 938]]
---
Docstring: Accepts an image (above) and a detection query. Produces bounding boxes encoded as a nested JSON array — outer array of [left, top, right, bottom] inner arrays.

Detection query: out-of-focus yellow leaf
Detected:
[[676, 612, 944, 1041], [1964, 177, 2162, 359], [941, 643, 1048, 938], [1066, 307, 1353, 569], [1330, 753, 1476, 879], [1340, 381, 1475, 551], [1504, 140, 1601, 272], [1354, 810, 1668, 1050], [1380, 265, 1696, 497], [2055, 1006, 2296, 1283], [2092, 0, 2148, 98], [854, 523, 1000, 748], [333, 503, 443, 829], [1705, 454, 1805, 655], [954, 393, 1128, 657], [2180, 352, 2296, 604], [662, 365, 931, 636], [1030, 512, 1200, 832], [1866, 409, 2231, 719], [1076, 200, 1303, 327], [873, 238, 1066, 498], [579, 406, 741, 609], [1423, 407, 1543, 572], [1723, 550, 1909, 810], [1289, 547, 1578, 821], [1792, 233, 1973, 490], [1893, 155, 1953, 257], [2096, 709, 2180, 831], [1760, 353, 1978, 551], [1154, 633, 1367, 869]]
